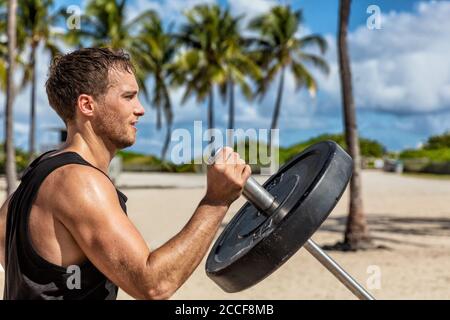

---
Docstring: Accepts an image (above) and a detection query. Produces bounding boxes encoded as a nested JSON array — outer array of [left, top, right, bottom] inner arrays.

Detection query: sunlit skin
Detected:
[[0, 67, 251, 299]]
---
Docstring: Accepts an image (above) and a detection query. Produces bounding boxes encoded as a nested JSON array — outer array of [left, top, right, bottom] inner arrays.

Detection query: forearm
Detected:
[[143, 197, 229, 298]]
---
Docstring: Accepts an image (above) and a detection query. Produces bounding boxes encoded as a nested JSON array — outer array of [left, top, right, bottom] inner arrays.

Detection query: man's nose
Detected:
[[135, 100, 145, 116]]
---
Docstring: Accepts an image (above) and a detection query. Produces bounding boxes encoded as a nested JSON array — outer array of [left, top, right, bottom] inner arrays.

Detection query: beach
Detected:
[[1, 170, 449, 299]]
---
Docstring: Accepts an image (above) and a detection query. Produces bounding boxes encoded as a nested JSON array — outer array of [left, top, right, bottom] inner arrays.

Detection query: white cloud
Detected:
[[319, 1, 450, 114], [227, 0, 278, 26], [223, 1, 450, 145], [397, 112, 450, 136], [235, 103, 266, 124]]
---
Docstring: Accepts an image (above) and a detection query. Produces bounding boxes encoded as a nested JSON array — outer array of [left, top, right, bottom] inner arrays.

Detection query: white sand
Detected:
[[1, 170, 449, 299]]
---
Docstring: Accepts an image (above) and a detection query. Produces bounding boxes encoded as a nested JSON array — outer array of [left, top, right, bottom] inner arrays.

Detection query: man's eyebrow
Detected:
[[122, 90, 138, 95]]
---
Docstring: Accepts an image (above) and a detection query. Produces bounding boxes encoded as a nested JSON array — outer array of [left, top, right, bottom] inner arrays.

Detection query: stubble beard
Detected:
[[96, 108, 135, 150]]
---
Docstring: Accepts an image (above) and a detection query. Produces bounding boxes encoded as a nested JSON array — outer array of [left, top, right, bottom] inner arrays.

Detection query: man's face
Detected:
[[94, 69, 145, 149]]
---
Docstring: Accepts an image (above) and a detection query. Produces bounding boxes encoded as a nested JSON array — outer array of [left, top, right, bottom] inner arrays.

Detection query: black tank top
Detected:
[[3, 150, 127, 300]]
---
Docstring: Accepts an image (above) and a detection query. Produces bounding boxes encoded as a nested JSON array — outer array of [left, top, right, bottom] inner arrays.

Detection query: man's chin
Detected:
[[115, 138, 135, 150]]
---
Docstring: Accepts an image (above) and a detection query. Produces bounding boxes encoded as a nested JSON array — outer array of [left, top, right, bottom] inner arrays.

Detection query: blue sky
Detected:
[[1, 0, 450, 157]]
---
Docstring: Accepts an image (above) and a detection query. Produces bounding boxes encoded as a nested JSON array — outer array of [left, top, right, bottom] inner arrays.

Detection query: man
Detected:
[[0, 48, 251, 300]]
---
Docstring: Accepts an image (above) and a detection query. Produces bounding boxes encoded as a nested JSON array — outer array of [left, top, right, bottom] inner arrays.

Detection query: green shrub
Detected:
[[279, 133, 385, 164], [400, 148, 450, 162], [0, 145, 30, 174], [117, 150, 196, 172], [423, 132, 450, 150]]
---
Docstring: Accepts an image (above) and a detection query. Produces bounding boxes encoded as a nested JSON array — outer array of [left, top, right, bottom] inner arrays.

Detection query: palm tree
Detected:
[[66, 0, 156, 100], [249, 5, 329, 151], [338, 0, 371, 250], [218, 12, 261, 146], [174, 5, 226, 138], [1, 0, 9, 99], [0, 6, 7, 93], [65, 0, 171, 156], [19, 0, 61, 160], [175, 4, 260, 145], [132, 14, 177, 162], [1, 0, 24, 133], [5, 0, 18, 195]]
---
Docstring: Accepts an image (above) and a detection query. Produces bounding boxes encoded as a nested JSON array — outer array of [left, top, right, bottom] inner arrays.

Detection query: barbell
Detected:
[[205, 141, 375, 300]]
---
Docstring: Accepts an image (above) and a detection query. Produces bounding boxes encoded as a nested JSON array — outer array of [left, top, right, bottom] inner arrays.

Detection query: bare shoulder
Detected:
[[38, 164, 121, 223], [43, 163, 114, 193]]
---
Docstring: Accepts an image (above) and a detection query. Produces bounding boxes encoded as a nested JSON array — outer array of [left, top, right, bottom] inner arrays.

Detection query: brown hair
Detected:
[[45, 47, 135, 123]]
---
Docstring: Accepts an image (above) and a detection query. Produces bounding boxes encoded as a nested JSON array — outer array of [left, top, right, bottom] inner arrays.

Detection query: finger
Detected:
[[233, 157, 246, 176], [227, 152, 240, 165], [215, 147, 234, 164], [242, 164, 252, 180]]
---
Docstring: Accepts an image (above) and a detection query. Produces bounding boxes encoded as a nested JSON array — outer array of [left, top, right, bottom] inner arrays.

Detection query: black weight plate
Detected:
[[205, 140, 353, 292]]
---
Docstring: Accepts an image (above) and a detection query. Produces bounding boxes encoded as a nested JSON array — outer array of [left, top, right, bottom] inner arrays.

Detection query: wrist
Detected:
[[199, 195, 230, 212]]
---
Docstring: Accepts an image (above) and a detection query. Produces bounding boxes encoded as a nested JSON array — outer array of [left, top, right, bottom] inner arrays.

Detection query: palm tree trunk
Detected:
[[29, 44, 37, 161], [5, 0, 18, 195], [160, 85, 173, 163], [161, 122, 172, 163], [268, 66, 285, 152], [338, 0, 371, 249], [202, 89, 215, 172], [227, 79, 235, 147], [208, 89, 214, 142]]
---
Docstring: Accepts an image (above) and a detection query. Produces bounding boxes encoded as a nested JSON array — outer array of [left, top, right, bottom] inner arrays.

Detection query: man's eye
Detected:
[[125, 95, 134, 100]]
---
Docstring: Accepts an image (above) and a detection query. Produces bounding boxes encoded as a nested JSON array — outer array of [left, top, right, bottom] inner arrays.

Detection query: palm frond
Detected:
[[291, 61, 318, 97], [125, 10, 157, 31], [298, 34, 328, 54], [297, 52, 330, 75]]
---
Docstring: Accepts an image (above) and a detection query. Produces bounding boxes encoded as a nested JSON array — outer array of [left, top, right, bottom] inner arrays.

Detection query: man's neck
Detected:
[[60, 126, 116, 174]]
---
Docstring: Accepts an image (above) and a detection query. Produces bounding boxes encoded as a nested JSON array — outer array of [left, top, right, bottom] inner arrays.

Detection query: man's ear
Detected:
[[77, 94, 95, 117]]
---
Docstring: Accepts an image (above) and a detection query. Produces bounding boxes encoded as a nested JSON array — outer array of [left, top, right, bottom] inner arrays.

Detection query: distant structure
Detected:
[[40, 127, 67, 152]]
